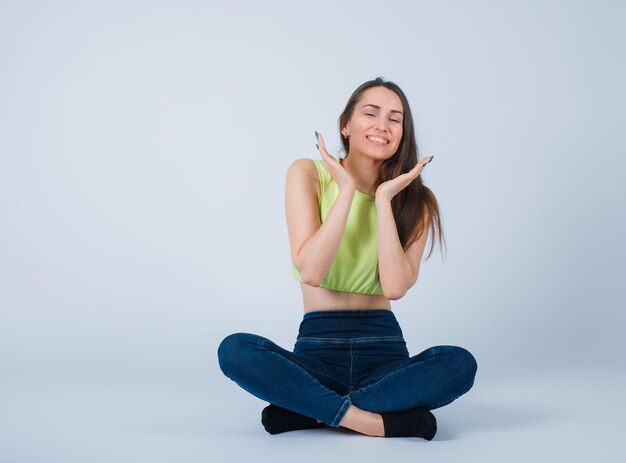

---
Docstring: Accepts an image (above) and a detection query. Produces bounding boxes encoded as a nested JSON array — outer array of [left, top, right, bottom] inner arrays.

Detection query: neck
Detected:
[[341, 154, 383, 196]]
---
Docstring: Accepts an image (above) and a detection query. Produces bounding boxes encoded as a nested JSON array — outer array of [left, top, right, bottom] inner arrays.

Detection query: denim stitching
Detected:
[[259, 339, 346, 411], [350, 347, 440, 395], [330, 397, 352, 427], [297, 336, 405, 343], [348, 339, 354, 393], [297, 337, 350, 344], [352, 336, 405, 344]]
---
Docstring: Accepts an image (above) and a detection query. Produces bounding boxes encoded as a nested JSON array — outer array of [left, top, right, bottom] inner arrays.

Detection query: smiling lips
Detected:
[[366, 135, 389, 145]]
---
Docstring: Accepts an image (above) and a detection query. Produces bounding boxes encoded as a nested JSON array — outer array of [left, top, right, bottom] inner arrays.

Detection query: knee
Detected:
[[217, 332, 258, 378], [438, 345, 478, 390]]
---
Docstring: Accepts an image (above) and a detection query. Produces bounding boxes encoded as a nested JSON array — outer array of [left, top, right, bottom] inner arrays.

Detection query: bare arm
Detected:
[[285, 159, 355, 286], [375, 197, 430, 299]]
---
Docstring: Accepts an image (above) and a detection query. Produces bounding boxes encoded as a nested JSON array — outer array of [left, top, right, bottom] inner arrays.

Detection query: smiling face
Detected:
[[342, 86, 404, 161]]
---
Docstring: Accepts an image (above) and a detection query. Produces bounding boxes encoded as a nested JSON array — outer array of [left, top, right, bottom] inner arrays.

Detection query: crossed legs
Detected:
[[218, 333, 477, 437]]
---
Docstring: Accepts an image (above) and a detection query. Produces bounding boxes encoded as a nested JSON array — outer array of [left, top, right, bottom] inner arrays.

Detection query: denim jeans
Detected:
[[217, 309, 477, 428]]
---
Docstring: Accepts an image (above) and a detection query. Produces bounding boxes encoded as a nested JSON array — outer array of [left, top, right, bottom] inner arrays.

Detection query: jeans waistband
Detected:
[[297, 309, 404, 340]]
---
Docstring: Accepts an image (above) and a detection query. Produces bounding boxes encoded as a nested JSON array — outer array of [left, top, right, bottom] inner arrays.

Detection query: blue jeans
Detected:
[[217, 309, 477, 428]]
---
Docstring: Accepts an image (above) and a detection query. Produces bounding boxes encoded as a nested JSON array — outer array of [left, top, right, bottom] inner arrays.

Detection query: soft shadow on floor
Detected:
[[123, 397, 552, 443], [433, 400, 553, 441]]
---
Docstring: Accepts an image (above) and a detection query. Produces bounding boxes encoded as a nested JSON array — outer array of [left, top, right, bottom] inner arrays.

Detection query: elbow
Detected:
[[384, 289, 407, 301], [383, 283, 406, 300], [298, 267, 323, 287], [294, 252, 323, 287], [303, 276, 322, 288], [383, 278, 414, 300]]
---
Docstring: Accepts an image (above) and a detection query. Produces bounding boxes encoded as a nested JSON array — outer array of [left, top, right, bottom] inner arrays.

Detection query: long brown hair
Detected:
[[338, 77, 446, 260]]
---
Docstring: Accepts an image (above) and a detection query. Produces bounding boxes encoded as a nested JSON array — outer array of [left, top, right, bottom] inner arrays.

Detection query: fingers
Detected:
[[414, 155, 434, 172], [317, 132, 331, 159], [409, 156, 434, 178], [315, 131, 338, 163], [422, 155, 434, 167]]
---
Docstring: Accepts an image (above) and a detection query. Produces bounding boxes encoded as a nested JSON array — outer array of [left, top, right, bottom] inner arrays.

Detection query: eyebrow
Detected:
[[360, 104, 403, 116]]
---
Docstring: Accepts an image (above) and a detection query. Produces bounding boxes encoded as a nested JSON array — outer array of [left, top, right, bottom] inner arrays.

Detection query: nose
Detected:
[[375, 116, 390, 132]]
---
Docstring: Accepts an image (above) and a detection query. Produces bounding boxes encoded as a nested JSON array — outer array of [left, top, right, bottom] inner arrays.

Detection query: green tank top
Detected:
[[291, 159, 383, 295]]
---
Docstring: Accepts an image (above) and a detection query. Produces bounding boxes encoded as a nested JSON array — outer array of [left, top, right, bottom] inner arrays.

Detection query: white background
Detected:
[[1, 1, 625, 461]]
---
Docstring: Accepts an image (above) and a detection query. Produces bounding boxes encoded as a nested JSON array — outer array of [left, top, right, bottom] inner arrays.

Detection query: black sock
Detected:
[[261, 404, 326, 435], [381, 406, 437, 440]]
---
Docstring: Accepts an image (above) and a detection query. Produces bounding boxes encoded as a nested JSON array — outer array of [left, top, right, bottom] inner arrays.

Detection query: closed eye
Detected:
[[366, 113, 400, 123]]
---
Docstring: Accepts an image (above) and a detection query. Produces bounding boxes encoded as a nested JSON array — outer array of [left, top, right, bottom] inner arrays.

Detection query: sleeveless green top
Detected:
[[291, 159, 383, 295]]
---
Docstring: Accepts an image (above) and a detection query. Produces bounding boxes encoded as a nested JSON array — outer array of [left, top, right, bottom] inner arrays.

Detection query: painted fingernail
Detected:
[[428, 155, 434, 163], [316, 143, 319, 149], [315, 130, 319, 139]]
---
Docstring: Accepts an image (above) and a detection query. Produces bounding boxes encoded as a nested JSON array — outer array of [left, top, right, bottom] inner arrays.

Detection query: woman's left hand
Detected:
[[375, 156, 434, 202]]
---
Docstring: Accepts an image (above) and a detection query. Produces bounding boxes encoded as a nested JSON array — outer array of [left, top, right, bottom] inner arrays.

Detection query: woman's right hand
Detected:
[[316, 131, 356, 192]]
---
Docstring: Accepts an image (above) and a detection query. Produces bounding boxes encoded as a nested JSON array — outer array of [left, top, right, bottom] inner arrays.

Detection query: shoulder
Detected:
[[286, 158, 321, 199], [288, 158, 317, 174]]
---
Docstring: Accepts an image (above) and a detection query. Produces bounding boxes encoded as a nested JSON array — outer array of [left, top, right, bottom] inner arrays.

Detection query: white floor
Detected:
[[2, 364, 624, 463]]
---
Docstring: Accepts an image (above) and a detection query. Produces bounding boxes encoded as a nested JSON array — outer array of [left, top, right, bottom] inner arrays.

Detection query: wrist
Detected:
[[375, 195, 392, 206], [339, 184, 356, 196]]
